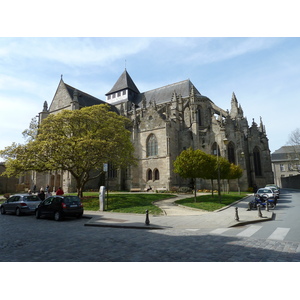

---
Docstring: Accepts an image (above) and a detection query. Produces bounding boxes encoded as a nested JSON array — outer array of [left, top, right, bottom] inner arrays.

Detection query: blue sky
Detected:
[[1, 36, 299, 153]]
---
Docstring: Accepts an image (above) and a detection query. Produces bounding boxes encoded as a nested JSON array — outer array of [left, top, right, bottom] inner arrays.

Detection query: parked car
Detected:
[[35, 195, 84, 221], [265, 186, 279, 200], [265, 184, 280, 194], [0, 194, 42, 216], [255, 187, 277, 204]]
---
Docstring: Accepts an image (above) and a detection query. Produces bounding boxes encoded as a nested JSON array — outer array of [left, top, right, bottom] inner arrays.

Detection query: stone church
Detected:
[[34, 70, 274, 193]]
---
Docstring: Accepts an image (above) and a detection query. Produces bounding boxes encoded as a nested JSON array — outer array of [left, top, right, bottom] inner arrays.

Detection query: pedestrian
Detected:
[[45, 185, 50, 192], [46, 190, 52, 198], [56, 187, 64, 195], [38, 188, 45, 201]]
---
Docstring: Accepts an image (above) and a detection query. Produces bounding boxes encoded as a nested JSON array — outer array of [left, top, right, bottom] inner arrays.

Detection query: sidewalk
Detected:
[[84, 194, 274, 230]]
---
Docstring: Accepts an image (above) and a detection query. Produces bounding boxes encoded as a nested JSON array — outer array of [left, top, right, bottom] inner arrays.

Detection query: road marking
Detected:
[[267, 227, 290, 240], [210, 228, 231, 235], [237, 225, 262, 237]]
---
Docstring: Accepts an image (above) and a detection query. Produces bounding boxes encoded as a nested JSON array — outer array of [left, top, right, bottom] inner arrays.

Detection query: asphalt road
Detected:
[[1, 189, 300, 262]]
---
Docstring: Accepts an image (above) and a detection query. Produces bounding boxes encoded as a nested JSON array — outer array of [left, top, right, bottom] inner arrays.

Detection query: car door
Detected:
[[4, 196, 15, 212], [40, 197, 54, 215], [9, 196, 20, 212]]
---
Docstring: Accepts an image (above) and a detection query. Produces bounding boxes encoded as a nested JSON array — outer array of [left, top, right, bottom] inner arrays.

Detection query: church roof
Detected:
[[106, 69, 140, 95], [64, 82, 106, 107], [136, 79, 202, 106]]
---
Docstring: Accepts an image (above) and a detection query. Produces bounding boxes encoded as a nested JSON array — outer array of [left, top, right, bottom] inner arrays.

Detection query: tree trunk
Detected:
[[194, 179, 197, 202]]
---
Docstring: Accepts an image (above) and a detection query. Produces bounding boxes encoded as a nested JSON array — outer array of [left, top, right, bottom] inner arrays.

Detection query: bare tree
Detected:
[[286, 128, 300, 172]]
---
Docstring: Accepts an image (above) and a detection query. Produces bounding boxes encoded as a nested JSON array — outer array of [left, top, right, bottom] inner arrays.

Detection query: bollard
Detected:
[[145, 209, 150, 225], [266, 202, 269, 212], [247, 202, 252, 211], [257, 204, 262, 218], [235, 207, 239, 221]]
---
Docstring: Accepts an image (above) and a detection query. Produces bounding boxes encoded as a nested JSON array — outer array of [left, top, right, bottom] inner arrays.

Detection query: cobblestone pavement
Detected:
[[1, 214, 300, 262]]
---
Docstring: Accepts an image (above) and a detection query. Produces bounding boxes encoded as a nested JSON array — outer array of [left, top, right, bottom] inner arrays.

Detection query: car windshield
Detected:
[[257, 189, 272, 193], [23, 195, 41, 201], [63, 196, 81, 204]]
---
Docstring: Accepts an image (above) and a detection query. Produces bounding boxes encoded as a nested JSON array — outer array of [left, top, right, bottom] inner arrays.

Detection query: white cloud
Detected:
[[0, 38, 153, 68], [185, 38, 282, 65]]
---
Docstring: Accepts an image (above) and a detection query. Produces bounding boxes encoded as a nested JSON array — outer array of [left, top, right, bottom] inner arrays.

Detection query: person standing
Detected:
[[56, 187, 64, 195], [38, 188, 46, 200]]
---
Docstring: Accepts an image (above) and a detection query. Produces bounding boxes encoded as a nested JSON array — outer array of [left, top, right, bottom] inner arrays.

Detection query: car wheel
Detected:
[[0, 206, 6, 215], [16, 208, 21, 216], [35, 209, 41, 219], [54, 211, 62, 221]]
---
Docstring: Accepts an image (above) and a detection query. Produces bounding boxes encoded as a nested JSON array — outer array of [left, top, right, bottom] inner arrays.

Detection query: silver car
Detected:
[[0, 194, 41, 216]]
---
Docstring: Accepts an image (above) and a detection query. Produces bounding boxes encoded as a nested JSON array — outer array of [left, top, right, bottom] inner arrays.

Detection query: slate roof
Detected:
[[135, 79, 202, 107], [271, 146, 300, 161], [64, 83, 106, 107], [106, 69, 140, 95]]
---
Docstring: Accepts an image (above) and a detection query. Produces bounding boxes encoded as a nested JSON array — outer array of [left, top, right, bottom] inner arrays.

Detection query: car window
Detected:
[[63, 196, 81, 204], [44, 197, 53, 205], [14, 196, 20, 202], [24, 195, 41, 202], [258, 189, 271, 193], [7, 196, 15, 203], [53, 198, 62, 204]]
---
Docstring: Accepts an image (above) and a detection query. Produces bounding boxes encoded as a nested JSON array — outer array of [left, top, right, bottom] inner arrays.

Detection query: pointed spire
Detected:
[[260, 116, 265, 133], [230, 92, 239, 118], [106, 69, 139, 95], [43, 101, 48, 112], [231, 92, 237, 103]]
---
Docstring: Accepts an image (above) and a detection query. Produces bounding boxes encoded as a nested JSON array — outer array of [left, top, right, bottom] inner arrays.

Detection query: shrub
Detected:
[[178, 186, 193, 193]]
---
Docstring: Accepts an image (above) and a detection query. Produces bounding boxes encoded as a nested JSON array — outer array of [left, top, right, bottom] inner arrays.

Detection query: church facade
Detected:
[[34, 70, 274, 193]]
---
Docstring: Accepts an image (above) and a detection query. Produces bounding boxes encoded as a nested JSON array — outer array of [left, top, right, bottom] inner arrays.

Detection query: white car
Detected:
[[255, 188, 276, 202], [265, 186, 279, 200]]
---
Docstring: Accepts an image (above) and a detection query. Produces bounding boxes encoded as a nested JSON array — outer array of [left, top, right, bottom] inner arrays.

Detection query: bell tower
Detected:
[[105, 69, 140, 105]]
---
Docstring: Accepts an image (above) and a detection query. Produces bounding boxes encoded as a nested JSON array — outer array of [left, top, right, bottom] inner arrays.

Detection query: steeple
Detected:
[[230, 92, 244, 119], [106, 69, 140, 104]]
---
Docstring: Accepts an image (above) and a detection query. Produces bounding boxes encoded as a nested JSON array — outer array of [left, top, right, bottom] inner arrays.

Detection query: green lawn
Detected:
[[175, 192, 249, 211], [78, 193, 177, 215], [0, 192, 249, 214]]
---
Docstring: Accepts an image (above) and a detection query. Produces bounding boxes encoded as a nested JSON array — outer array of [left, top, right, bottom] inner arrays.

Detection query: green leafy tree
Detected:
[[203, 154, 231, 198], [227, 163, 243, 193], [0, 104, 136, 196], [173, 148, 212, 201]]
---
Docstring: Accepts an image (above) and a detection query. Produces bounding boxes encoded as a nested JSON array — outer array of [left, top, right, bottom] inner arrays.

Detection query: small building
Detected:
[[271, 145, 300, 187]]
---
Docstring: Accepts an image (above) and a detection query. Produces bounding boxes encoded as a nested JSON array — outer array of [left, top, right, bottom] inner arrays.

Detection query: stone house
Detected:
[[33, 70, 273, 193], [271, 145, 300, 187]]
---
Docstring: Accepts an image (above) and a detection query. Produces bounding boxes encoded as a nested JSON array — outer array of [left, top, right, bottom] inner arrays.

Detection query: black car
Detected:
[[35, 195, 84, 221]]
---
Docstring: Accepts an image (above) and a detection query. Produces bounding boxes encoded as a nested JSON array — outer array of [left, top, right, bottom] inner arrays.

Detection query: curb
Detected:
[[229, 211, 274, 227]]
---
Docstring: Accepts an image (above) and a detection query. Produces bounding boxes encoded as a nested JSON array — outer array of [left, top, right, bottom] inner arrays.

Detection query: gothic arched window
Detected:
[[154, 169, 160, 181], [227, 142, 235, 164], [253, 147, 262, 176], [147, 169, 152, 181], [197, 108, 202, 126], [147, 134, 158, 157]]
